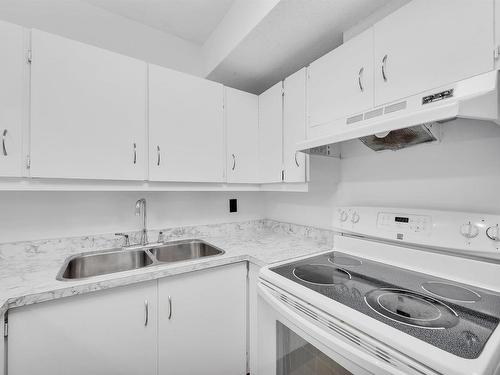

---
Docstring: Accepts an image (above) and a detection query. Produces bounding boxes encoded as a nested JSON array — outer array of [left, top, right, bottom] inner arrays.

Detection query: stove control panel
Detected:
[[333, 206, 500, 255], [377, 212, 432, 234]]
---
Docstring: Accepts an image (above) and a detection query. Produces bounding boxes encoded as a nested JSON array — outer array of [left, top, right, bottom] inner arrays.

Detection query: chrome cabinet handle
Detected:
[[157, 145, 161, 166], [231, 154, 236, 171], [133, 143, 137, 164], [381, 55, 388, 82], [358, 67, 364, 92], [144, 300, 149, 326], [2, 129, 7, 156], [168, 296, 172, 320], [294, 152, 300, 167]]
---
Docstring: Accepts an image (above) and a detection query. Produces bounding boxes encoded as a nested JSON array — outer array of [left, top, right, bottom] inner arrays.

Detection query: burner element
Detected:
[[421, 281, 481, 303], [365, 288, 459, 329], [328, 255, 362, 267], [293, 264, 351, 285]]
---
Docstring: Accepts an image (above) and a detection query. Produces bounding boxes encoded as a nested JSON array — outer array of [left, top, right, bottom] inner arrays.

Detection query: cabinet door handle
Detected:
[[144, 299, 149, 326], [133, 142, 137, 165], [294, 152, 300, 167], [231, 154, 236, 171], [381, 55, 388, 82], [157, 145, 161, 166], [358, 67, 364, 92], [2, 129, 7, 156], [168, 296, 172, 320]]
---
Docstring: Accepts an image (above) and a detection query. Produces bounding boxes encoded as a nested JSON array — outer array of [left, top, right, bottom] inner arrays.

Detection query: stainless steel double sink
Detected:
[[57, 240, 224, 281]]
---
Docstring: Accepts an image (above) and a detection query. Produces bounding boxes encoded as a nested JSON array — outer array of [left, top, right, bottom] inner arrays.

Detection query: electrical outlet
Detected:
[[229, 199, 237, 213]]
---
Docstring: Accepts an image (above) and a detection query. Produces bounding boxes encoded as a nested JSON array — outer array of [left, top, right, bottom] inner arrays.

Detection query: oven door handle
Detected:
[[257, 281, 433, 375]]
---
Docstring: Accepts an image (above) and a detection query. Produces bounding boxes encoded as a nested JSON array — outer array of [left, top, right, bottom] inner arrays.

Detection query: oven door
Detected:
[[257, 280, 435, 375]]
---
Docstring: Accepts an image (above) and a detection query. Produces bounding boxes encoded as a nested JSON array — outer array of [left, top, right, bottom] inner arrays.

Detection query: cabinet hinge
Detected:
[[27, 49, 32, 64], [26, 155, 31, 170], [281, 170, 285, 181], [494, 46, 500, 60]]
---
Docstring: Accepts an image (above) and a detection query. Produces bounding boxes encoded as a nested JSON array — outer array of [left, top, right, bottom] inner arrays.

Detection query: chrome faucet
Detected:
[[135, 198, 148, 246]]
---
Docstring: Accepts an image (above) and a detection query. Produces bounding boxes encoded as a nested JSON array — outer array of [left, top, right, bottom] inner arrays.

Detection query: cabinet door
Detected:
[[8, 281, 157, 375], [308, 27, 374, 127], [30, 30, 147, 180], [259, 82, 283, 183], [149, 64, 224, 182], [158, 263, 247, 375], [226, 87, 259, 183], [0, 21, 24, 177], [374, 0, 494, 106], [283, 68, 307, 183]]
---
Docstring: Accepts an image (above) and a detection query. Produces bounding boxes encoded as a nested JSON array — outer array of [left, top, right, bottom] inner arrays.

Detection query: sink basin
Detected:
[[57, 240, 224, 281], [149, 240, 224, 263], [58, 249, 154, 280]]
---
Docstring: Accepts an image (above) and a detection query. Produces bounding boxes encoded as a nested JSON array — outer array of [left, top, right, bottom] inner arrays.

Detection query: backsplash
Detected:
[[0, 219, 334, 259]]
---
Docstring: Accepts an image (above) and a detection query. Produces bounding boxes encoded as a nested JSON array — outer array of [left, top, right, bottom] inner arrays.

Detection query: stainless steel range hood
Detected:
[[298, 70, 499, 155]]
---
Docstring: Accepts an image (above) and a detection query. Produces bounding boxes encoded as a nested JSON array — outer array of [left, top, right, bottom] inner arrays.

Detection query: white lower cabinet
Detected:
[[158, 263, 247, 375], [7, 265, 247, 375], [0, 312, 4, 375], [248, 263, 260, 375], [8, 281, 157, 375]]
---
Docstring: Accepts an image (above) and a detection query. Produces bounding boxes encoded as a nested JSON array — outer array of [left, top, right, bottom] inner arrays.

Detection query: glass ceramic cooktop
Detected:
[[270, 252, 500, 359]]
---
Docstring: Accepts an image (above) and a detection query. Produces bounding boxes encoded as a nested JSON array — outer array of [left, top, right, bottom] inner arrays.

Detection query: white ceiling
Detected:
[[82, 0, 235, 45], [208, 0, 395, 94]]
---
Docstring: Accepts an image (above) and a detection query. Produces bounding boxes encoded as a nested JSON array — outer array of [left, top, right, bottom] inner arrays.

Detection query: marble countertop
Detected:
[[0, 219, 333, 316]]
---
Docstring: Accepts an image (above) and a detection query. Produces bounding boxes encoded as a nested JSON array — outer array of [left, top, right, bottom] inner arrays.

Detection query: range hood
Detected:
[[298, 70, 500, 155]]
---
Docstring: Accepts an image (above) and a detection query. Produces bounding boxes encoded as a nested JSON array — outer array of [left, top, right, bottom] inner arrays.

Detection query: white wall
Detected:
[[0, 192, 263, 243], [265, 119, 500, 229], [0, 0, 203, 76]]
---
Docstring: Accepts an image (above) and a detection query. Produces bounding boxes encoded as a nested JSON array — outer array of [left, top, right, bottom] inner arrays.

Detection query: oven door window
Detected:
[[276, 321, 353, 375]]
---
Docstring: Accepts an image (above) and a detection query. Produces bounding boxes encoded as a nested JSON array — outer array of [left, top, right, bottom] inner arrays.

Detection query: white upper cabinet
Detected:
[[374, 0, 494, 106], [283, 68, 307, 183], [30, 30, 147, 180], [308, 27, 374, 127], [225, 87, 259, 183], [158, 264, 247, 375], [8, 282, 157, 375], [0, 21, 25, 177], [259, 82, 283, 183], [496, 0, 500, 70], [149, 64, 224, 183]]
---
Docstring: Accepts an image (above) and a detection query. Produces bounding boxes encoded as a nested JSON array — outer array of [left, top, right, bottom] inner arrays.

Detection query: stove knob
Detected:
[[339, 210, 348, 222], [351, 212, 360, 224], [486, 224, 500, 241], [460, 221, 479, 239]]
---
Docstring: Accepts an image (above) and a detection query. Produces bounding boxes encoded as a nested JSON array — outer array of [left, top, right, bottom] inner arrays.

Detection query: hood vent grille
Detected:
[[359, 123, 438, 152]]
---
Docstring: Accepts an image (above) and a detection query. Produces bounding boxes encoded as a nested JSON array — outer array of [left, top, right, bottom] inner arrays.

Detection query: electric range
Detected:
[[257, 207, 500, 375], [270, 251, 500, 359]]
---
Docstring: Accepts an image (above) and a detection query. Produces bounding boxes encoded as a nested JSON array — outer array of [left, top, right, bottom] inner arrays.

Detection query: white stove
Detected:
[[257, 207, 500, 375]]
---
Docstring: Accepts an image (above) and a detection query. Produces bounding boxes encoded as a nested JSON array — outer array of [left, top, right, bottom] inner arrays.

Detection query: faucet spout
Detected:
[[135, 198, 148, 246]]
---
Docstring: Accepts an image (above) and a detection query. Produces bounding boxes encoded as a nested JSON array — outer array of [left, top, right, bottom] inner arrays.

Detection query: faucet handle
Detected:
[[115, 233, 130, 247], [158, 231, 165, 243]]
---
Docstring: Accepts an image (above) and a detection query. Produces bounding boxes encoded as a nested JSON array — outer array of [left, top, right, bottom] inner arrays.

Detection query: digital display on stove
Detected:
[[395, 216, 409, 223]]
